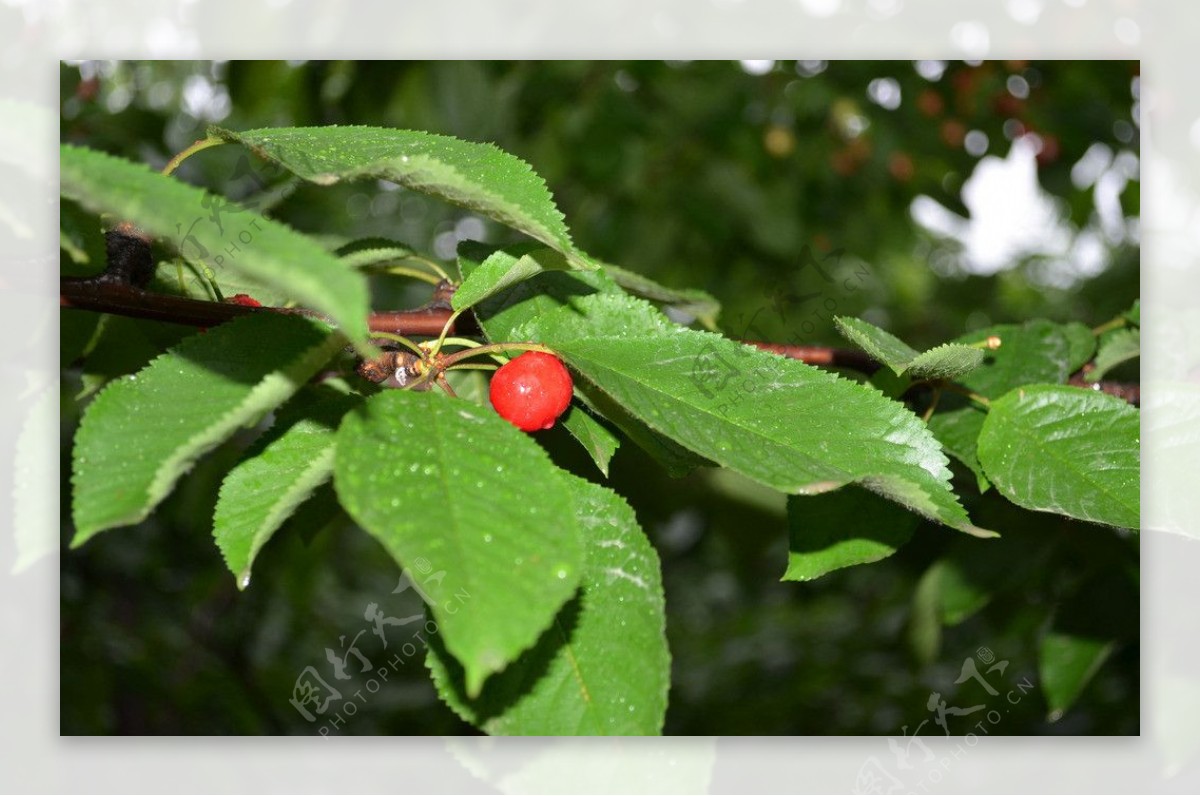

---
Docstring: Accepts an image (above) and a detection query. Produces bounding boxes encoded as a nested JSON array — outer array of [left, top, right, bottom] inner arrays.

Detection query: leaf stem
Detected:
[[402, 254, 452, 282], [1091, 316, 1128, 336], [921, 386, 943, 422], [369, 331, 424, 357], [161, 137, 226, 177], [376, 266, 444, 286], [942, 381, 991, 410]]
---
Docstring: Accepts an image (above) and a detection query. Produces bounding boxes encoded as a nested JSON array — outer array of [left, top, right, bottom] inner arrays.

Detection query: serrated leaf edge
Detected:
[[213, 444, 337, 588], [905, 343, 986, 380], [545, 322, 984, 534], [59, 144, 371, 348], [71, 324, 345, 544], [213, 125, 594, 269]]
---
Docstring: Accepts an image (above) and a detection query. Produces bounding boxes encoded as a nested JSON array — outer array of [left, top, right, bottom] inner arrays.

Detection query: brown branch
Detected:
[[61, 277, 460, 337], [1069, 372, 1140, 407], [70, 229, 1138, 405], [63, 226, 463, 336], [743, 341, 880, 374], [746, 340, 1140, 406]]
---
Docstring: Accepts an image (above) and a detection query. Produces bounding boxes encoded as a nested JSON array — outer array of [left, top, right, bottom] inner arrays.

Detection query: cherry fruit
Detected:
[[489, 351, 573, 432]]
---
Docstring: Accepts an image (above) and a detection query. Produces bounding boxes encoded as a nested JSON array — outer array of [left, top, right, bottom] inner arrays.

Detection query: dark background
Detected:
[[59, 60, 1139, 735]]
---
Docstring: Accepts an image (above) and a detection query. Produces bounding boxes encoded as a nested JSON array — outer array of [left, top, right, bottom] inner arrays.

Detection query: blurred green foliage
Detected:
[[59, 60, 1138, 735]]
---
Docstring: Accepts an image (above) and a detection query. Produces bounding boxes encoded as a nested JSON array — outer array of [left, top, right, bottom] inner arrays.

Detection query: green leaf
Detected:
[[456, 242, 616, 339], [212, 125, 593, 268], [1088, 328, 1139, 381], [1062, 321, 1098, 373], [452, 244, 573, 312], [212, 387, 359, 588], [905, 343, 985, 381], [867, 366, 912, 399], [954, 320, 1077, 398], [935, 505, 1062, 626], [333, 389, 585, 697], [519, 293, 988, 536], [783, 487, 919, 581], [443, 367, 490, 407], [1040, 631, 1116, 721], [459, 243, 709, 477], [1123, 300, 1140, 327], [977, 384, 1139, 529], [427, 475, 669, 735], [909, 562, 943, 666], [71, 313, 345, 545], [926, 405, 990, 492], [75, 315, 190, 400], [575, 383, 710, 478], [334, 237, 418, 269], [601, 262, 721, 329], [146, 259, 292, 307], [834, 316, 918, 375], [60, 198, 106, 275], [559, 404, 620, 478], [59, 144, 371, 347], [1037, 569, 1133, 720], [936, 555, 994, 626], [61, 308, 101, 369], [835, 317, 983, 380]]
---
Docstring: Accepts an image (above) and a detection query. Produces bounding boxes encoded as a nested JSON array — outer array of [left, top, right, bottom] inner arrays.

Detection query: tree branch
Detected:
[[748, 340, 1140, 406], [65, 229, 1138, 405], [63, 226, 464, 337], [1068, 372, 1140, 407], [744, 341, 880, 374], [61, 276, 460, 337]]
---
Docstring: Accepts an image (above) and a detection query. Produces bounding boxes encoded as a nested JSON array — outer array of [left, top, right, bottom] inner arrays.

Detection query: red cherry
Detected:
[[489, 351, 573, 432], [227, 293, 263, 307]]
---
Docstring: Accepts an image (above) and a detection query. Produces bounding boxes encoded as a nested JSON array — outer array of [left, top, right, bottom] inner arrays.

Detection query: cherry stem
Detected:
[[440, 342, 558, 370], [444, 362, 499, 372], [435, 372, 458, 397], [433, 336, 482, 350], [405, 366, 437, 392], [428, 309, 464, 360]]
